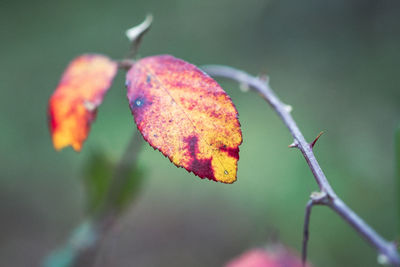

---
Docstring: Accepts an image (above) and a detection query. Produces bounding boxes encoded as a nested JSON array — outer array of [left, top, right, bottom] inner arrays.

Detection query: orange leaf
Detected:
[[126, 55, 242, 183], [49, 54, 117, 151]]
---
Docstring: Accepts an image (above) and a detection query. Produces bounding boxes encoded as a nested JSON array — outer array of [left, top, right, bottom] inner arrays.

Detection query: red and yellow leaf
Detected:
[[126, 55, 242, 183], [49, 54, 117, 151]]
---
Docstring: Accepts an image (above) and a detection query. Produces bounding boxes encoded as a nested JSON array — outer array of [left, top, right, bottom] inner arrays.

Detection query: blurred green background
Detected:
[[1, 0, 399, 266]]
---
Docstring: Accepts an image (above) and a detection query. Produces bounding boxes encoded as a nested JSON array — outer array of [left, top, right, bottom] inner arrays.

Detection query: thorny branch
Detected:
[[201, 65, 400, 266], [46, 15, 398, 266]]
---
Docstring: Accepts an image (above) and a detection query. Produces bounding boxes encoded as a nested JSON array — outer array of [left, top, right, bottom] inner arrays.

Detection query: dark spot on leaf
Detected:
[[219, 144, 239, 160], [185, 136, 216, 181], [209, 110, 220, 118], [133, 97, 144, 107]]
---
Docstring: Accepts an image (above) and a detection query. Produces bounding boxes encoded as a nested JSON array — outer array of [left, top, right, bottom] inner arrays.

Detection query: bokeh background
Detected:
[[1, 0, 400, 266]]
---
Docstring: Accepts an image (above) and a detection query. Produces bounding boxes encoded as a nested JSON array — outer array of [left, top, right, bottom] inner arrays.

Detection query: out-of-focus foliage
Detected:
[[1, 0, 399, 266], [83, 149, 144, 214], [83, 151, 113, 214], [43, 221, 96, 267], [44, 133, 145, 266], [110, 161, 145, 213]]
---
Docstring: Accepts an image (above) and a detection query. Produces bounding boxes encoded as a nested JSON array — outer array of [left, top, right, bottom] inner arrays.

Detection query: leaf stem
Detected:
[[202, 64, 400, 266], [125, 14, 153, 59]]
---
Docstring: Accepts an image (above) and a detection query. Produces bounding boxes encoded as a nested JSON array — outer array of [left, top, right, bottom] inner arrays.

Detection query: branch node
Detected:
[[117, 59, 135, 70], [310, 131, 325, 149], [310, 191, 329, 204]]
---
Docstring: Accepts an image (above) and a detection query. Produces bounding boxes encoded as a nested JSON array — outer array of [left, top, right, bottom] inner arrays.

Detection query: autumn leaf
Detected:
[[225, 246, 312, 267], [126, 55, 242, 183], [48, 54, 117, 151]]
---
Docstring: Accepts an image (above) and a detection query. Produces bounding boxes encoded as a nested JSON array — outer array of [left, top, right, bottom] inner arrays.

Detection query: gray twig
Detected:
[[302, 199, 314, 265], [125, 14, 153, 59], [201, 64, 400, 266]]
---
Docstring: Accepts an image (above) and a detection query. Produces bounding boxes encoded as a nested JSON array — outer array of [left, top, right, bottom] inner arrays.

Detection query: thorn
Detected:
[[288, 140, 298, 148], [284, 104, 293, 113], [310, 131, 324, 149]]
